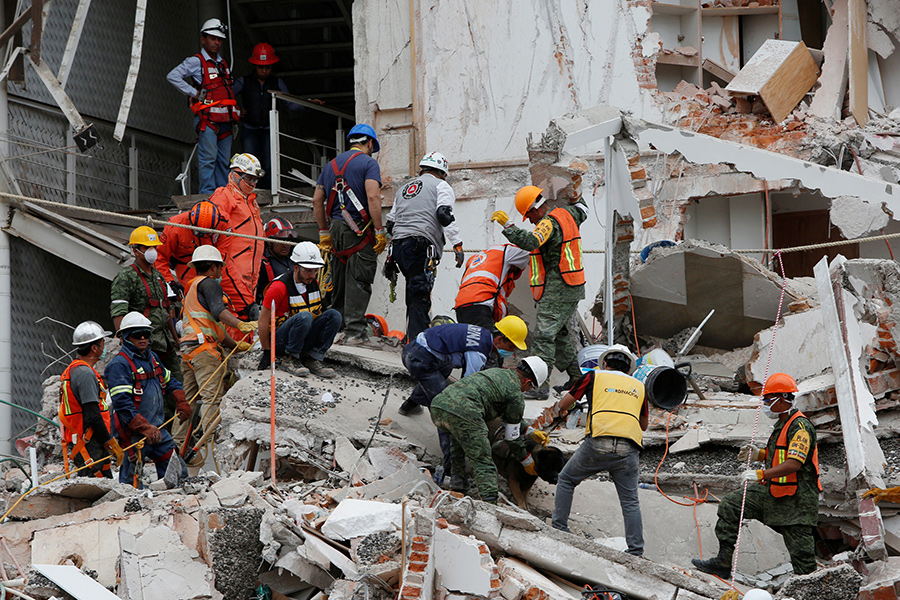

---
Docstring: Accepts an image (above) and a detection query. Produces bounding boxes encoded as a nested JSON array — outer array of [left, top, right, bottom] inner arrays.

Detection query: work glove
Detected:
[[531, 430, 550, 446], [129, 414, 162, 444], [519, 453, 538, 477], [862, 486, 900, 505], [169, 281, 185, 299], [318, 229, 333, 252], [737, 444, 763, 462], [258, 353, 272, 371], [104, 438, 125, 465], [719, 591, 741, 600], [173, 389, 192, 424], [235, 340, 252, 352], [454, 243, 464, 268], [741, 468, 763, 483], [237, 321, 258, 333], [490, 210, 509, 227], [373, 229, 388, 254], [245, 303, 261, 321]]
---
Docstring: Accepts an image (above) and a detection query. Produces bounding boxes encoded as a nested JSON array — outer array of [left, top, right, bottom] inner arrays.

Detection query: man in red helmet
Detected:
[[693, 372, 822, 577], [156, 201, 227, 298], [256, 217, 295, 303]]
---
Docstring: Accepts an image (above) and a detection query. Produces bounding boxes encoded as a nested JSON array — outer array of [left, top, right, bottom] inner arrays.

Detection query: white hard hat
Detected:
[[419, 152, 449, 175], [230, 153, 264, 177], [200, 18, 227, 39], [190, 245, 224, 266], [600, 344, 637, 374], [519, 357, 548, 388], [291, 241, 325, 268], [72, 321, 111, 346], [743, 590, 773, 600], [117, 312, 152, 337]]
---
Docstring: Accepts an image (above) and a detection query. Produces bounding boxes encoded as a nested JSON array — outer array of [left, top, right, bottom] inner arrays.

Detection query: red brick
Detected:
[[491, 579, 502, 589], [436, 519, 449, 529], [858, 586, 899, 600], [409, 552, 429, 563], [407, 562, 426, 573], [411, 542, 429, 552], [412, 536, 426, 542], [401, 586, 422, 599]]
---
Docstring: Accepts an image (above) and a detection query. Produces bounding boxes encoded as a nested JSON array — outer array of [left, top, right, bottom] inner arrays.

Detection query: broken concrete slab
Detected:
[[210, 477, 256, 508], [497, 557, 578, 600], [321, 499, 404, 541], [274, 548, 335, 590], [31, 564, 121, 600], [334, 436, 378, 483], [346, 461, 440, 502], [746, 308, 829, 391], [433, 528, 495, 595], [198, 507, 264, 600], [118, 525, 217, 600], [327, 345, 408, 376], [774, 563, 862, 600]]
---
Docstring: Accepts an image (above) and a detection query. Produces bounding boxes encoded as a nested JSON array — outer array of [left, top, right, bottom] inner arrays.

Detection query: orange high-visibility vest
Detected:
[[180, 276, 227, 362], [528, 208, 585, 301], [767, 411, 822, 498], [455, 245, 521, 320], [59, 359, 112, 477]]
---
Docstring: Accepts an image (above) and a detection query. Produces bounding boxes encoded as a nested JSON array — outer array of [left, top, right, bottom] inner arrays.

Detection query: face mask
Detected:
[[99, 347, 107, 361], [762, 402, 790, 419], [142, 248, 158, 264], [497, 348, 513, 358]]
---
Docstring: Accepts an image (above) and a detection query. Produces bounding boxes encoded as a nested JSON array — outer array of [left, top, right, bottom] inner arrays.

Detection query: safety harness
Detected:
[[325, 151, 375, 263], [190, 53, 239, 139], [59, 360, 111, 478], [111, 350, 166, 450], [131, 264, 171, 317]]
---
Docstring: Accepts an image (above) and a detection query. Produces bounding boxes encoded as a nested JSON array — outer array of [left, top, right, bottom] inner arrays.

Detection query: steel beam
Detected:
[[57, 0, 91, 88], [113, 0, 146, 141]]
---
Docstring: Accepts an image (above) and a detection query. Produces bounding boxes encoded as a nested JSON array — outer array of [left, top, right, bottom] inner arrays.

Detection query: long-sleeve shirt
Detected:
[[166, 49, 223, 98], [105, 340, 182, 430]]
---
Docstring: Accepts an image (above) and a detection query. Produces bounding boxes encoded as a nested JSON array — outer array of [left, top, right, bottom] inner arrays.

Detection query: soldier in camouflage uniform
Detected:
[[491, 186, 587, 399], [110, 226, 182, 420], [693, 373, 822, 577], [430, 357, 548, 503]]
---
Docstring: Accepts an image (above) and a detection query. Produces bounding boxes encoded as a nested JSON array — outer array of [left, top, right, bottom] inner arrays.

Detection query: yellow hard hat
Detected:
[[129, 226, 162, 247], [495, 315, 528, 350], [514, 186, 544, 219]]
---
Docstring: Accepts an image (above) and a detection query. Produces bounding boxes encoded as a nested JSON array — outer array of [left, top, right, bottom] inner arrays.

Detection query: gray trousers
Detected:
[[552, 435, 644, 556], [329, 219, 377, 339]]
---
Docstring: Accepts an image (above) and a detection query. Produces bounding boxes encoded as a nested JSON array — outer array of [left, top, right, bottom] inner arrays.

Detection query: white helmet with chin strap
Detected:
[[519, 356, 548, 388], [230, 153, 264, 177], [72, 321, 111, 346], [419, 152, 449, 175], [200, 18, 228, 39], [291, 241, 325, 269]]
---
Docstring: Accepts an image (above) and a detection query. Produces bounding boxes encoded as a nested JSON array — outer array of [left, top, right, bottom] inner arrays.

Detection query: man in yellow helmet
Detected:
[[491, 186, 587, 399]]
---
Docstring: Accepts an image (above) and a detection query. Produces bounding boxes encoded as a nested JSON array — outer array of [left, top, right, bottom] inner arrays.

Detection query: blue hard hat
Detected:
[[347, 123, 380, 153]]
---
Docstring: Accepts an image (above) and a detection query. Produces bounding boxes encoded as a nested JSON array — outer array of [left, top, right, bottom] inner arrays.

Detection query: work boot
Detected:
[[524, 384, 549, 400], [554, 361, 583, 394], [343, 335, 381, 349], [302, 357, 336, 379], [398, 399, 424, 416], [447, 475, 467, 492], [480, 495, 498, 504], [691, 554, 732, 578], [279, 356, 309, 377]]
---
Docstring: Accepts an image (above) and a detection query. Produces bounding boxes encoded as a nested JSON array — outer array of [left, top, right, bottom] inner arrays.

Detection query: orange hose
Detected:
[[270, 299, 277, 484]]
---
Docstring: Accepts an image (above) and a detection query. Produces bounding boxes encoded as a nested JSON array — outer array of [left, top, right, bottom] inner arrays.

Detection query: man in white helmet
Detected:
[[385, 152, 464, 341], [551, 344, 648, 556], [166, 18, 239, 193], [258, 241, 342, 378]]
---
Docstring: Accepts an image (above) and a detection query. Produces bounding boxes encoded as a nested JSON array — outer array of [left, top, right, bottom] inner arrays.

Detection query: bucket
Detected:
[[578, 344, 609, 371], [638, 348, 674, 368], [632, 364, 687, 411]]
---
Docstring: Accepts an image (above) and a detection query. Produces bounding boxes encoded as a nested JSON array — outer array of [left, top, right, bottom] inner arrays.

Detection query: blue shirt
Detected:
[[316, 149, 381, 221], [105, 340, 183, 430], [166, 49, 228, 98], [417, 324, 494, 377]]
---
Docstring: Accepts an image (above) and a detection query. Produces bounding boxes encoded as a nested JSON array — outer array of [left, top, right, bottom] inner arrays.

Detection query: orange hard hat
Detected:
[[366, 314, 389, 337], [188, 201, 224, 233], [762, 372, 799, 395], [514, 186, 544, 219], [387, 330, 405, 341], [249, 43, 279, 66]]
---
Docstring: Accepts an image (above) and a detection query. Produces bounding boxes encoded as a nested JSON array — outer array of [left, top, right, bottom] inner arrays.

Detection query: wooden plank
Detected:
[[651, 1, 696, 15], [758, 41, 820, 122], [847, 0, 868, 126], [657, 53, 701, 67], [809, 0, 849, 120], [701, 5, 778, 15], [702, 57, 735, 83]]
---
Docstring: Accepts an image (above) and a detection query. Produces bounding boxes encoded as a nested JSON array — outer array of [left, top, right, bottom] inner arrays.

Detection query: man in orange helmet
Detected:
[[693, 372, 821, 577], [490, 186, 587, 399], [156, 201, 227, 298]]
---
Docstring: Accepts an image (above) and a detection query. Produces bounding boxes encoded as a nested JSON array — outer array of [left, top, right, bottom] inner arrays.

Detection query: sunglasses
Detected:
[[128, 330, 152, 340]]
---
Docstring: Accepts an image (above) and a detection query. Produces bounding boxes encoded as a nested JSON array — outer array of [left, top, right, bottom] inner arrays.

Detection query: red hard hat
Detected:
[[249, 43, 279, 66], [264, 217, 294, 239], [762, 372, 799, 395]]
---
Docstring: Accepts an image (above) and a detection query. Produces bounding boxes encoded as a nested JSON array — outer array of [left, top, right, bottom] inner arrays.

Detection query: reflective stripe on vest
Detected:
[[528, 208, 585, 301], [58, 359, 111, 443], [117, 350, 167, 401], [586, 369, 646, 448], [768, 411, 823, 498], [273, 272, 323, 327], [455, 246, 512, 310], [191, 53, 239, 126], [180, 275, 227, 345]]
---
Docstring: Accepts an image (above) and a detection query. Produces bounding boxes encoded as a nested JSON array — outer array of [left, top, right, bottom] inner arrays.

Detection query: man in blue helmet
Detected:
[[312, 124, 386, 346]]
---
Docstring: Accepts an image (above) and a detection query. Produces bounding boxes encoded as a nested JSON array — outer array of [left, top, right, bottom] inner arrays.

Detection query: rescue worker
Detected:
[[110, 226, 182, 417], [552, 345, 647, 557], [491, 185, 587, 399], [209, 153, 265, 324], [312, 124, 386, 346], [173, 246, 256, 450], [455, 244, 530, 330], [258, 241, 342, 378], [256, 217, 295, 304], [692, 372, 822, 577], [233, 43, 305, 189], [155, 201, 226, 298], [166, 19, 239, 193], [59, 321, 124, 478], [430, 357, 549, 503], [106, 312, 191, 488], [385, 152, 464, 340]]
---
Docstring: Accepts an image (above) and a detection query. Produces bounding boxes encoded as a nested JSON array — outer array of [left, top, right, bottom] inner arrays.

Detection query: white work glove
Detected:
[[741, 469, 762, 483], [737, 444, 762, 462]]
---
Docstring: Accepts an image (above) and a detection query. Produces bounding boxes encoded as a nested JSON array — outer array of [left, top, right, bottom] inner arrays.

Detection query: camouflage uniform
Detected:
[[110, 264, 182, 417], [502, 199, 587, 383], [430, 368, 527, 500], [714, 410, 820, 575]]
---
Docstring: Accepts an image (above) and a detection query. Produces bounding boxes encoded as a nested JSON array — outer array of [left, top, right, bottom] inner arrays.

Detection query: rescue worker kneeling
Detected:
[[105, 312, 191, 488], [59, 321, 124, 478], [258, 241, 342, 378]]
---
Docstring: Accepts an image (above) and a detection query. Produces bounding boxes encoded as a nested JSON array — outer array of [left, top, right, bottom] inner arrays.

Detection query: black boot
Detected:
[[398, 399, 424, 416], [691, 554, 732, 578]]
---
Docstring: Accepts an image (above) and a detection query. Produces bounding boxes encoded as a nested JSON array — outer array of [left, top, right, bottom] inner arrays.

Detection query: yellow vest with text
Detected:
[[587, 369, 646, 447]]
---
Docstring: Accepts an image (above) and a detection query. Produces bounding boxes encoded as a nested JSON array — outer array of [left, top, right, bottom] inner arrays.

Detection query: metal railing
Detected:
[[268, 90, 355, 204]]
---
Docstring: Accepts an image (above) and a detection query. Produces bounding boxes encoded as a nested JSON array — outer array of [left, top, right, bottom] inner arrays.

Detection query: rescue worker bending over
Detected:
[[552, 345, 647, 557], [155, 201, 227, 298], [491, 186, 587, 399], [173, 246, 256, 451], [430, 357, 549, 503], [385, 152, 464, 341], [105, 312, 191, 488], [258, 241, 342, 379], [59, 321, 124, 478], [256, 217, 295, 304], [693, 373, 822, 577]]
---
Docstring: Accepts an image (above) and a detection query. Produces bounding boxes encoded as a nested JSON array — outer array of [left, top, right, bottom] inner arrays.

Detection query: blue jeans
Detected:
[[275, 309, 342, 360], [241, 126, 271, 189], [552, 436, 644, 556], [195, 117, 232, 193]]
